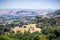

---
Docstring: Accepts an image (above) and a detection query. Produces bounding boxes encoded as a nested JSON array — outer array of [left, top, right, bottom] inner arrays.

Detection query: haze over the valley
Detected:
[[0, 0, 60, 9]]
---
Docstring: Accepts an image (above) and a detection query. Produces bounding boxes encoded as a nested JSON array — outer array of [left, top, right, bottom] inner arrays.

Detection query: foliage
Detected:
[[41, 26, 60, 40], [39, 34, 48, 40], [0, 35, 13, 40], [0, 16, 60, 40]]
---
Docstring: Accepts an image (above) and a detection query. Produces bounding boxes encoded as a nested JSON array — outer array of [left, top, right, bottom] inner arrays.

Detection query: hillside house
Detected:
[[11, 24, 41, 33]]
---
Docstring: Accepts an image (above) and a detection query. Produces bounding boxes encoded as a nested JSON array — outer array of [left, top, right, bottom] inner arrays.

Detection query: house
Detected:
[[11, 24, 41, 33]]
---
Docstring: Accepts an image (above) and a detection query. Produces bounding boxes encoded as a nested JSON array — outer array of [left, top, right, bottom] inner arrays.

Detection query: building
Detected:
[[11, 24, 41, 33]]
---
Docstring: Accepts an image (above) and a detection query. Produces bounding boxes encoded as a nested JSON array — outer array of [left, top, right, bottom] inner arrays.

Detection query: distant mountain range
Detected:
[[0, 9, 60, 20], [48, 9, 60, 17], [0, 9, 57, 16]]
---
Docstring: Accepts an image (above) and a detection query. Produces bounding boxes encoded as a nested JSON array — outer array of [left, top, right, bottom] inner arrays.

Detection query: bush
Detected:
[[39, 34, 48, 40]]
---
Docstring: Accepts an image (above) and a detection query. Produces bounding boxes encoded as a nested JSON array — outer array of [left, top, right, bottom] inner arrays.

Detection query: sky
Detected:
[[0, 0, 60, 9]]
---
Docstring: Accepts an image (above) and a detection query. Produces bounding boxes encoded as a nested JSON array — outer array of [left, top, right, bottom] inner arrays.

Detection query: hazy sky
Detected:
[[0, 0, 60, 9]]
